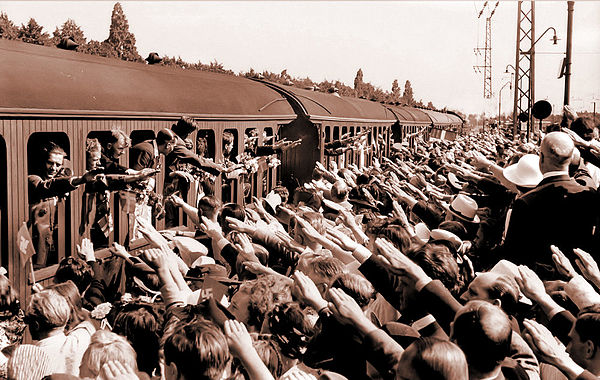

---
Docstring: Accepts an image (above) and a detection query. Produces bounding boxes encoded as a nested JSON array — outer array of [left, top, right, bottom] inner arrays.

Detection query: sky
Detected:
[[1, 1, 599, 117]]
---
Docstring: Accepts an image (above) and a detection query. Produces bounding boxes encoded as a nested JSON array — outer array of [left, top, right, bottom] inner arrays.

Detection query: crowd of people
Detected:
[[5, 110, 600, 379]]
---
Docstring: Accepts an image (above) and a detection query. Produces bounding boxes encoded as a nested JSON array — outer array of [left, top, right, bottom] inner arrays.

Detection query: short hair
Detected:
[[163, 318, 230, 380], [272, 186, 289, 204], [571, 117, 595, 141], [42, 141, 67, 160], [330, 273, 376, 309], [292, 187, 322, 211], [0, 274, 20, 317], [402, 337, 469, 380], [26, 290, 70, 333], [112, 302, 163, 376], [197, 195, 221, 221], [248, 275, 293, 329], [86, 138, 102, 154], [437, 221, 468, 241], [298, 211, 326, 235], [156, 128, 176, 146], [223, 132, 234, 145], [378, 224, 414, 253], [541, 132, 574, 167], [218, 203, 245, 234], [172, 116, 198, 138], [268, 303, 313, 359], [451, 300, 512, 374], [307, 255, 345, 282], [575, 304, 600, 348], [107, 129, 131, 147], [80, 330, 138, 378], [406, 242, 463, 297], [54, 256, 94, 295]]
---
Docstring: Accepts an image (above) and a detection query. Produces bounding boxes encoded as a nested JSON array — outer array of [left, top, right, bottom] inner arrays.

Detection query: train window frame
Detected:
[[26, 132, 72, 273], [196, 129, 216, 160], [0, 134, 6, 271], [222, 128, 239, 204], [244, 127, 259, 203]]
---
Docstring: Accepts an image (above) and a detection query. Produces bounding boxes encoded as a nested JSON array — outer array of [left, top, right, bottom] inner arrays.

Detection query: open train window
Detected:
[[130, 130, 155, 147], [263, 127, 275, 196], [27, 132, 71, 271], [244, 128, 259, 203], [197, 129, 216, 160], [0, 135, 6, 270], [222, 129, 239, 204]]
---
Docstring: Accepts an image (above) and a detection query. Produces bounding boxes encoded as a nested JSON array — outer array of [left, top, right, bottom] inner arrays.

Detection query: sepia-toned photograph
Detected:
[[0, 1, 599, 378]]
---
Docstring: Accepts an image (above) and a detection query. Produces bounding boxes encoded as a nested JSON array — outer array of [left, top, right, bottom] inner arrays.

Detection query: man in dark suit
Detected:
[[503, 132, 600, 279]]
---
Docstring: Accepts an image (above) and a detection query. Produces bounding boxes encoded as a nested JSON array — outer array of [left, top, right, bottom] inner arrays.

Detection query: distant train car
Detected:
[[0, 39, 296, 300]]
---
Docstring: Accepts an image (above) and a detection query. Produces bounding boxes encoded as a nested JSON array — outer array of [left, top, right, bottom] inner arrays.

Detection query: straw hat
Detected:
[[503, 154, 542, 188], [447, 194, 480, 223]]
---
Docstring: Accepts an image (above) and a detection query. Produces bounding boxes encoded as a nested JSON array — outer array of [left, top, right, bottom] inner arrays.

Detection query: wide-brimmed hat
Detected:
[[263, 191, 282, 215], [446, 194, 480, 223], [503, 154, 542, 188], [447, 172, 466, 191]]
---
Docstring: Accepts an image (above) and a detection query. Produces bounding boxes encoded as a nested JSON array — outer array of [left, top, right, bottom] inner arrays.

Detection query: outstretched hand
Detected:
[[551, 245, 578, 281]]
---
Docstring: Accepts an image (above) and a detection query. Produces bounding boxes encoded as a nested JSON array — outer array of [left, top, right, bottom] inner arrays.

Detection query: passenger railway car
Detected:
[[0, 39, 462, 302]]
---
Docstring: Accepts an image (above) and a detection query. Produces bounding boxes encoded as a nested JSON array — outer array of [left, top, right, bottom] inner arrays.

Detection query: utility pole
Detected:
[[512, 1, 535, 140], [564, 1, 574, 106], [474, 1, 499, 99]]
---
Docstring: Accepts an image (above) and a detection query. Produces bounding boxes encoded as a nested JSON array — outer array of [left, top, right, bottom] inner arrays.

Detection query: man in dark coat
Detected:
[[503, 132, 600, 279]]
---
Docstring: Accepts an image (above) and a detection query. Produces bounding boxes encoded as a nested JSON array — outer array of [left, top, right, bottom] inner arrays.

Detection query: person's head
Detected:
[[163, 318, 230, 380], [292, 187, 322, 212], [0, 274, 20, 317], [377, 224, 414, 253], [272, 186, 290, 205], [54, 256, 94, 295], [105, 129, 130, 161], [539, 131, 574, 174], [79, 330, 138, 378], [397, 337, 469, 380], [331, 180, 349, 203], [196, 136, 208, 157], [86, 138, 102, 170], [289, 211, 326, 246], [197, 195, 221, 222], [112, 302, 163, 376], [218, 203, 245, 234], [41, 142, 67, 179], [567, 305, 600, 369], [296, 255, 345, 296], [46, 280, 86, 330], [223, 132, 235, 155], [157, 128, 177, 155], [330, 273, 376, 309], [267, 303, 313, 359], [570, 117, 596, 142], [228, 275, 292, 330], [459, 272, 519, 316], [450, 300, 512, 375], [407, 242, 463, 298], [172, 116, 198, 140], [25, 289, 69, 339], [252, 338, 284, 379]]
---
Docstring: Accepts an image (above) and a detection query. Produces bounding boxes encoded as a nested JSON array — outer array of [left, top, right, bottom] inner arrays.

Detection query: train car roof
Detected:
[[419, 109, 463, 125], [386, 105, 432, 125], [268, 83, 396, 122], [0, 40, 296, 119]]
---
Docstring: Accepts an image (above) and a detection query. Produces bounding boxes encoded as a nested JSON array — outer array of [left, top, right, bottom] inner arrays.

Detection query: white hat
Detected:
[[447, 172, 466, 190], [414, 222, 431, 243], [263, 191, 282, 214], [447, 194, 480, 224], [503, 154, 542, 188]]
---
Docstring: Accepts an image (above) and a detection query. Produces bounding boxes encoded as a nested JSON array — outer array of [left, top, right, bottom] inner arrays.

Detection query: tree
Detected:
[[391, 79, 401, 103], [52, 19, 86, 47], [354, 68, 364, 97], [18, 18, 50, 45], [104, 2, 142, 62], [426, 101, 434, 109], [83, 40, 116, 58], [0, 12, 19, 40], [402, 80, 415, 106]]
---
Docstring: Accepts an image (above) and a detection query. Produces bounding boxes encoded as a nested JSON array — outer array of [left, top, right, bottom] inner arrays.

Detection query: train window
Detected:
[[27, 132, 71, 271], [324, 126, 331, 143], [244, 128, 259, 204], [130, 130, 155, 147], [197, 129, 216, 160], [222, 129, 239, 204], [0, 134, 6, 270], [263, 127, 275, 196]]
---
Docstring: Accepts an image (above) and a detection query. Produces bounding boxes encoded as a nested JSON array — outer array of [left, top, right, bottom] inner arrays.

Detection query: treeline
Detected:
[[0, 2, 465, 118]]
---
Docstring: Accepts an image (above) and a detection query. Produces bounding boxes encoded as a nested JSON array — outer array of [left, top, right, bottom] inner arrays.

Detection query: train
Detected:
[[0, 38, 463, 301]]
